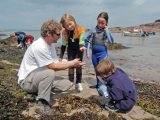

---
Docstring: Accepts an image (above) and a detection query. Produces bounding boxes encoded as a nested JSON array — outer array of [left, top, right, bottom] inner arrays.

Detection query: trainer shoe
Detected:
[[104, 104, 119, 112], [75, 83, 83, 92], [24, 94, 36, 102], [90, 95, 110, 106]]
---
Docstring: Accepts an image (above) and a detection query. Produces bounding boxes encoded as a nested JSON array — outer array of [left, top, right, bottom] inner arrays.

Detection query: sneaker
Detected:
[[104, 104, 119, 112], [75, 83, 83, 92], [24, 94, 36, 102], [35, 101, 53, 116]]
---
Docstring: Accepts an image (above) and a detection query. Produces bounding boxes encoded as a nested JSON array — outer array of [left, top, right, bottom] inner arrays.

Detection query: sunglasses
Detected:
[[54, 32, 61, 37], [50, 31, 61, 37]]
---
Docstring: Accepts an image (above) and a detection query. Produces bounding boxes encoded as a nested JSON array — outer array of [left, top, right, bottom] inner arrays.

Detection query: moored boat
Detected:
[[123, 28, 148, 37]]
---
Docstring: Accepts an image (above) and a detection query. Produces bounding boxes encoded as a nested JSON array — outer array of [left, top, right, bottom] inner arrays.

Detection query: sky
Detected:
[[0, 0, 160, 30]]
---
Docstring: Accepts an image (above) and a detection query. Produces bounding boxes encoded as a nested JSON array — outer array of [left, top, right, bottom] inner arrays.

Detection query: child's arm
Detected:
[[105, 27, 114, 43], [97, 76, 105, 84], [85, 30, 93, 58], [79, 31, 86, 52]]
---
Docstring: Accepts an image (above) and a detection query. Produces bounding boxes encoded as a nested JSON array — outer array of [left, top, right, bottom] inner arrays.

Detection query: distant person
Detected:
[[59, 13, 86, 92], [10, 31, 26, 45], [11, 31, 26, 37], [18, 34, 28, 49], [25, 34, 34, 48], [85, 12, 114, 89], [18, 19, 85, 115], [96, 59, 137, 113]]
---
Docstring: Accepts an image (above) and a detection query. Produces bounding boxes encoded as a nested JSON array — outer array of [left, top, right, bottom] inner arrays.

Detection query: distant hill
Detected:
[[110, 20, 160, 33], [140, 20, 160, 30], [155, 19, 160, 22]]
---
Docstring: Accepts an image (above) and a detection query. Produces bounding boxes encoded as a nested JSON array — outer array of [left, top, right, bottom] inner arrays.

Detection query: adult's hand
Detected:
[[72, 59, 86, 67], [78, 61, 86, 66]]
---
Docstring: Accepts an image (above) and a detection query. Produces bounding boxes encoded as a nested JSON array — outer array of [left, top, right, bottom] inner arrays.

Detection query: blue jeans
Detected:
[[98, 85, 110, 98]]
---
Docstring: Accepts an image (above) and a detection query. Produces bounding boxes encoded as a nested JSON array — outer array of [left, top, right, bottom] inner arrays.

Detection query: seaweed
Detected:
[[134, 81, 160, 117]]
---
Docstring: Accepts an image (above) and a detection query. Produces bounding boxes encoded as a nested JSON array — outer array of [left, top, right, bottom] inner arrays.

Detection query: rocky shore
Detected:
[[110, 21, 160, 33], [0, 37, 159, 120]]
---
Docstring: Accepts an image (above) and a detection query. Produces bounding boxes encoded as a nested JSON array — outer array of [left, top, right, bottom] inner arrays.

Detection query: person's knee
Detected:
[[45, 69, 55, 80]]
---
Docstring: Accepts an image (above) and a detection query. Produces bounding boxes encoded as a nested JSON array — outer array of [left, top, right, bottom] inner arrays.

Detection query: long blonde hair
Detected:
[[60, 13, 84, 41]]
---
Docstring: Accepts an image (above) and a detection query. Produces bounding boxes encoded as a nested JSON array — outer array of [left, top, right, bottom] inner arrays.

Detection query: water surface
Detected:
[[110, 33, 160, 83]]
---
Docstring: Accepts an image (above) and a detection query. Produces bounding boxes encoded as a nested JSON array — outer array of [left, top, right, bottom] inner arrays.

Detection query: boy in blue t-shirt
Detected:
[[96, 59, 137, 113]]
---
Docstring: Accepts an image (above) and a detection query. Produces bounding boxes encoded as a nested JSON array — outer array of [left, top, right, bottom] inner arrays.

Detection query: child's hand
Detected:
[[80, 46, 86, 52], [104, 26, 108, 30], [86, 54, 90, 59]]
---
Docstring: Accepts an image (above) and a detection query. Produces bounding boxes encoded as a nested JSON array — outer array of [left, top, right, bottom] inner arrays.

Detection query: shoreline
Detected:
[[0, 37, 159, 119]]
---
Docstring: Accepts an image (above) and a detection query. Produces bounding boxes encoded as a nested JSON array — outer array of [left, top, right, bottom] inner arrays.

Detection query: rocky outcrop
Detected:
[[0, 36, 17, 46], [110, 21, 160, 33]]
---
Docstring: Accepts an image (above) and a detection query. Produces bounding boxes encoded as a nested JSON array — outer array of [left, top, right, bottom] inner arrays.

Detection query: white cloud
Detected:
[[0, 0, 160, 29]]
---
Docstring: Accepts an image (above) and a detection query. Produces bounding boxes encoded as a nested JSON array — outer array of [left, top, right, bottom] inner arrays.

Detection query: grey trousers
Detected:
[[20, 67, 55, 104]]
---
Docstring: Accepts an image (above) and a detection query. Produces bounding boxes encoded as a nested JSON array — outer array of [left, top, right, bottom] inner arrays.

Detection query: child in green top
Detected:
[[60, 13, 86, 92]]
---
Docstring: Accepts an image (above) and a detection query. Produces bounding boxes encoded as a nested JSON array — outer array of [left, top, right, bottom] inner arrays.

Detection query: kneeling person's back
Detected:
[[107, 68, 137, 113], [96, 59, 137, 113]]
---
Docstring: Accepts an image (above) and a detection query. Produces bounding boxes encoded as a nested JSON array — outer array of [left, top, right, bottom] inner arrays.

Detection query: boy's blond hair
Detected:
[[96, 59, 116, 76], [41, 19, 62, 38]]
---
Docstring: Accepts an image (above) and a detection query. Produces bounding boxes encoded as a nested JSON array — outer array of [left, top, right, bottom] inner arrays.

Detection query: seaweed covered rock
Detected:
[[44, 94, 125, 120], [39, 94, 126, 120], [0, 45, 25, 64], [0, 63, 36, 120], [0, 36, 17, 46], [135, 81, 160, 117], [107, 43, 128, 50]]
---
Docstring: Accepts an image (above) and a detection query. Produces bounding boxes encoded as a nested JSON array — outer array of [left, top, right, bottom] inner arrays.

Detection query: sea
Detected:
[[1, 30, 160, 83]]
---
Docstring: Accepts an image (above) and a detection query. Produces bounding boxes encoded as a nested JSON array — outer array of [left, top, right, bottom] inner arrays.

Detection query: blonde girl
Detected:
[[60, 13, 86, 92]]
